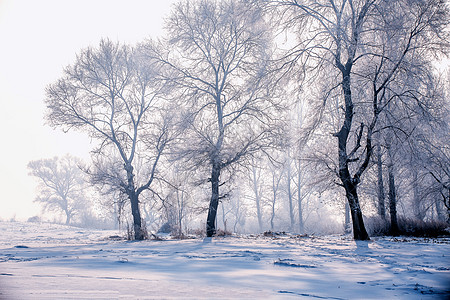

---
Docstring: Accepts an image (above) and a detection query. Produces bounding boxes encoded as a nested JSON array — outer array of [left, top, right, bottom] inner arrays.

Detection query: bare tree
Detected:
[[45, 39, 172, 240], [269, 160, 284, 230], [150, 0, 278, 237], [250, 162, 265, 232], [375, 143, 386, 219], [28, 155, 86, 224], [404, 99, 450, 223], [262, 0, 448, 239]]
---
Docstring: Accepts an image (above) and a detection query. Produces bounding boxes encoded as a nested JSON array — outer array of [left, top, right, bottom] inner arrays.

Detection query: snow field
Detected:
[[0, 222, 449, 299]]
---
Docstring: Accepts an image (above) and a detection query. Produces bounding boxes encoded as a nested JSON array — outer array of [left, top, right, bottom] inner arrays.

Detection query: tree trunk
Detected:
[[286, 156, 295, 231], [297, 159, 303, 233], [388, 161, 399, 236], [221, 201, 227, 232], [443, 189, 450, 224], [270, 170, 282, 231], [336, 69, 370, 241], [345, 183, 370, 240], [113, 201, 119, 230], [125, 163, 145, 240], [412, 171, 424, 221], [176, 190, 183, 236], [206, 163, 221, 237], [233, 196, 241, 233], [344, 202, 351, 234], [129, 191, 144, 240], [252, 166, 263, 232], [270, 200, 275, 230], [270, 193, 276, 231], [435, 199, 446, 223], [62, 196, 71, 225], [376, 143, 386, 219]]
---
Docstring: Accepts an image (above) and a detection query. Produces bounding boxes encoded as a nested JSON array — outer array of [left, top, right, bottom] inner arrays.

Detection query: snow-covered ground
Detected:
[[0, 222, 448, 299]]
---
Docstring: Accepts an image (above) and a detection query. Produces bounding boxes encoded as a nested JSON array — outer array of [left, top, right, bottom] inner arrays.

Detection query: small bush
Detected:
[[185, 228, 231, 237], [366, 216, 449, 237], [365, 216, 391, 236], [189, 228, 206, 237], [125, 221, 149, 241], [215, 228, 232, 237], [27, 216, 41, 223], [263, 231, 288, 237], [157, 222, 173, 234], [397, 217, 449, 237]]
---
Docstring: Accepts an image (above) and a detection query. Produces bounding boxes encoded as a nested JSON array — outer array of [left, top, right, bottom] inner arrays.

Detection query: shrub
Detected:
[[215, 228, 232, 237], [27, 216, 41, 223], [366, 216, 449, 237], [396, 217, 449, 237], [365, 216, 391, 236]]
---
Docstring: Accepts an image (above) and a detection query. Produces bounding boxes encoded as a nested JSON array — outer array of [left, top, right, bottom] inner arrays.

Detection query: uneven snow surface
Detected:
[[0, 222, 449, 299]]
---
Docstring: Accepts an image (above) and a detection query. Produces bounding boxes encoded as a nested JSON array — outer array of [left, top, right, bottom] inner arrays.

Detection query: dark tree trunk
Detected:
[[388, 162, 399, 236], [444, 189, 450, 224], [297, 159, 303, 233], [130, 192, 144, 240], [344, 181, 370, 240], [336, 72, 370, 241], [376, 143, 386, 219], [125, 163, 145, 240], [206, 163, 221, 237], [386, 142, 399, 236], [412, 171, 424, 221]]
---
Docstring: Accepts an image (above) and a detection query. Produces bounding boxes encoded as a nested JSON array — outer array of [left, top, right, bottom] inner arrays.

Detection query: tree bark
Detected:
[[337, 72, 370, 241], [344, 181, 370, 240], [412, 171, 424, 221], [286, 155, 295, 231], [206, 163, 221, 237], [252, 166, 263, 232], [297, 159, 304, 233], [386, 141, 399, 236], [270, 172, 277, 231], [388, 162, 399, 236], [125, 163, 145, 240], [270, 168, 283, 231], [435, 200, 445, 222], [376, 143, 386, 219], [129, 191, 144, 240], [344, 202, 351, 234], [270, 183, 276, 231]]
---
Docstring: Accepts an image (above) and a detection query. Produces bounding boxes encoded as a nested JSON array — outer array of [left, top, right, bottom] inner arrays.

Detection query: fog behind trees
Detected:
[[28, 0, 449, 240]]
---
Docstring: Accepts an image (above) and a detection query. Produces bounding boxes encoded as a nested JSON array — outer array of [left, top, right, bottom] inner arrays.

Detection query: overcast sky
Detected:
[[0, 0, 176, 220]]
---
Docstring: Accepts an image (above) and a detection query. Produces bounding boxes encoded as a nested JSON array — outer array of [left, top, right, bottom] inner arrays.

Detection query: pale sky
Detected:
[[0, 0, 176, 220]]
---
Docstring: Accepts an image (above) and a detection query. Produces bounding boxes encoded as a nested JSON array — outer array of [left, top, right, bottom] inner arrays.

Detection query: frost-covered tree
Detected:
[[261, 0, 449, 239], [28, 155, 86, 224], [45, 39, 173, 240], [148, 0, 278, 236]]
